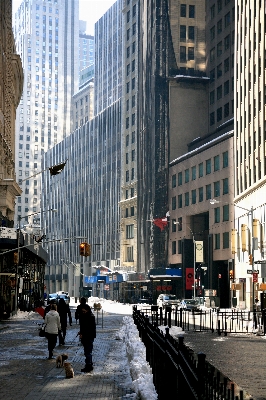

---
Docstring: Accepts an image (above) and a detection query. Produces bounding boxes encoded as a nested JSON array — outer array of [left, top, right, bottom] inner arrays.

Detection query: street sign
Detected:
[[247, 269, 259, 274]]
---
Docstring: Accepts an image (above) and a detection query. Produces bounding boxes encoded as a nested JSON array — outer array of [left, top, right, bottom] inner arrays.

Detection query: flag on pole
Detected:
[[153, 217, 168, 231]]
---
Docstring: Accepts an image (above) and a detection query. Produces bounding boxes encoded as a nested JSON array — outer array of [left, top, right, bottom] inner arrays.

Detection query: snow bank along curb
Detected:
[[116, 316, 158, 400]]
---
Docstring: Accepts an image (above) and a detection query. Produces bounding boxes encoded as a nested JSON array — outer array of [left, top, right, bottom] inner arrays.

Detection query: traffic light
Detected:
[[229, 269, 234, 280], [14, 252, 18, 264], [79, 242, 86, 256], [85, 243, 91, 257], [249, 254, 253, 265], [79, 242, 91, 256]]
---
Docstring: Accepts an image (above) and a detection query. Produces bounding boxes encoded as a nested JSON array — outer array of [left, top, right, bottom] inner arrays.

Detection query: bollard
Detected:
[[217, 319, 221, 336]]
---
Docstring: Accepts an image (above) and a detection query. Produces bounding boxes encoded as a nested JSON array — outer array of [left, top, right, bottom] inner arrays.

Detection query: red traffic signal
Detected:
[[229, 269, 234, 280], [79, 242, 86, 256]]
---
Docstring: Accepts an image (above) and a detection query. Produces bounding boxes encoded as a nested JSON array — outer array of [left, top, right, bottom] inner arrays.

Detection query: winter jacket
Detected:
[[79, 305, 96, 343], [57, 299, 72, 328], [44, 310, 61, 334]]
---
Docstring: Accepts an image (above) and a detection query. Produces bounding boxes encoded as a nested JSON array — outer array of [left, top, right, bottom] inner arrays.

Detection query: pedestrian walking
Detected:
[[75, 296, 87, 322], [57, 298, 72, 345], [78, 300, 96, 373], [44, 303, 61, 359]]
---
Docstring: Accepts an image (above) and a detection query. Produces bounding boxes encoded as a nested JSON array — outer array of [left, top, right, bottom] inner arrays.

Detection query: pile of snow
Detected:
[[117, 316, 158, 400]]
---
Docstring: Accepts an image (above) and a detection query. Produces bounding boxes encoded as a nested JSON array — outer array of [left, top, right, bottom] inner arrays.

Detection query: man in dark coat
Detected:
[[78, 302, 96, 373], [57, 298, 72, 345]]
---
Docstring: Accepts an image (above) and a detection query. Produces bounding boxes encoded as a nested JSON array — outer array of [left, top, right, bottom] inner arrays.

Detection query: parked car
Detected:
[[56, 294, 70, 305], [179, 299, 200, 311], [48, 293, 58, 302], [157, 294, 180, 309]]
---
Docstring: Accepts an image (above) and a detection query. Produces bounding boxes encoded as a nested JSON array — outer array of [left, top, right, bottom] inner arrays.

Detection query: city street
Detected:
[[0, 308, 135, 400]]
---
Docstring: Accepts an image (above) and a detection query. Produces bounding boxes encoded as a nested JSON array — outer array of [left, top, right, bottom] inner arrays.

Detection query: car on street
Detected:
[[56, 293, 70, 305], [179, 299, 200, 311], [157, 294, 180, 309]]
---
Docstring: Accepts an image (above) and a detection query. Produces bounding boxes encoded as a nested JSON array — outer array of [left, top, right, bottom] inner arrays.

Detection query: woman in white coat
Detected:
[[44, 303, 61, 359]]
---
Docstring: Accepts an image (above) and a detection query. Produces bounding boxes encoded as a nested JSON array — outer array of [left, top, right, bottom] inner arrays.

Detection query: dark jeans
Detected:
[[47, 333, 57, 353], [83, 340, 94, 366]]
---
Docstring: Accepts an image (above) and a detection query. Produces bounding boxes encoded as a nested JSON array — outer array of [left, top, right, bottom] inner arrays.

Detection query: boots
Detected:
[[81, 364, 93, 373], [48, 351, 53, 359]]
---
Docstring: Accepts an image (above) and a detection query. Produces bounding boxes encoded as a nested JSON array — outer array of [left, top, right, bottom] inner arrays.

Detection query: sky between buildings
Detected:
[[12, 0, 116, 35]]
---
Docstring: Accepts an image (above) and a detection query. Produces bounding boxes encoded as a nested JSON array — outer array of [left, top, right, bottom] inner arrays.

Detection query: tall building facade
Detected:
[[13, 0, 79, 227], [79, 22, 94, 73], [234, 0, 266, 309], [42, 1, 123, 296], [120, 0, 139, 271], [206, 0, 235, 133]]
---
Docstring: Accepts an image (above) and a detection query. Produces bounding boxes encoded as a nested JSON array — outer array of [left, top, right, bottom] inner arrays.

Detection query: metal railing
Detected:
[[133, 307, 254, 400], [135, 305, 266, 335]]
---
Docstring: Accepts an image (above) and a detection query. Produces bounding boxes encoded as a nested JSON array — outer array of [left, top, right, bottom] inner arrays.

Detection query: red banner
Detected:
[[186, 268, 194, 290]]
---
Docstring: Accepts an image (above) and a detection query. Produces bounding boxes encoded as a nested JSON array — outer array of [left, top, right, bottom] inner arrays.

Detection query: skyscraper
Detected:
[[13, 0, 79, 227]]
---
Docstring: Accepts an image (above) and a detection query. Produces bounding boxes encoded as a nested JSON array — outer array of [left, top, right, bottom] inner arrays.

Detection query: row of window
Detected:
[[126, 168, 135, 182], [125, 207, 135, 218], [210, 79, 233, 104], [172, 152, 228, 188], [210, 56, 233, 81], [126, 131, 135, 146], [171, 231, 229, 255], [126, 42, 136, 58], [180, 25, 195, 42], [210, 0, 231, 19], [126, 4, 137, 23], [125, 187, 135, 199], [210, 34, 232, 62], [180, 4, 195, 18], [210, 10, 234, 40], [125, 149, 135, 164], [126, 23, 137, 40], [210, 100, 233, 125], [180, 46, 195, 62], [126, 113, 135, 129], [172, 179, 229, 209]]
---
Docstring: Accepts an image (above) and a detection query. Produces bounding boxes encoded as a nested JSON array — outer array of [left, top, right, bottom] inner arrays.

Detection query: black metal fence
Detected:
[[133, 307, 253, 400], [138, 305, 266, 335]]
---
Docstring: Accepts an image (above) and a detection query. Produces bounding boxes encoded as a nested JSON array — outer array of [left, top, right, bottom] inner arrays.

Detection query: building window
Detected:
[[214, 207, 220, 223], [206, 184, 212, 200], [224, 57, 229, 73], [131, 188, 134, 197], [210, 26, 215, 40], [224, 80, 229, 95], [199, 187, 203, 202], [210, 90, 215, 105], [185, 169, 189, 183], [127, 246, 134, 262], [180, 4, 186, 17], [126, 135, 129, 146], [178, 172, 182, 186], [215, 233, 220, 249], [223, 151, 228, 167], [178, 194, 182, 208], [217, 107, 222, 121], [185, 192, 189, 206], [131, 168, 134, 180], [189, 5, 195, 18], [223, 178, 229, 194], [180, 25, 186, 41], [214, 181, 220, 197], [224, 34, 230, 50], [126, 224, 134, 239], [172, 219, 176, 232], [223, 204, 229, 221], [172, 241, 177, 255], [211, 4, 215, 19], [172, 196, 176, 210], [214, 155, 220, 171], [224, 102, 229, 117], [223, 232, 229, 249], [210, 47, 215, 62], [206, 159, 211, 174], [188, 47, 194, 60], [126, 153, 129, 164], [199, 163, 203, 177], [180, 46, 186, 62], [191, 166, 196, 180], [191, 189, 196, 204], [217, 85, 222, 99], [126, 170, 129, 182], [172, 174, 176, 188], [217, 63, 222, 78], [188, 26, 195, 41], [224, 12, 230, 28], [132, 149, 135, 162], [217, 41, 222, 56], [178, 217, 182, 231], [131, 206, 134, 216]]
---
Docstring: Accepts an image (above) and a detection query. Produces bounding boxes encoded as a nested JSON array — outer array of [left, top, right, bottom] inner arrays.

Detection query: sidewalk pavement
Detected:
[[184, 329, 266, 400], [0, 308, 135, 400]]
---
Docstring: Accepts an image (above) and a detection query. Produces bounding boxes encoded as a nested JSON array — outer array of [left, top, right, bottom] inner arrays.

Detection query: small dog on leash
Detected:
[[55, 353, 68, 368], [64, 362, 74, 379]]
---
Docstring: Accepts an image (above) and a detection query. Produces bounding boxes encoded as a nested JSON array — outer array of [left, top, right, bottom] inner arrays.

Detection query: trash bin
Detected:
[[232, 297, 237, 307]]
